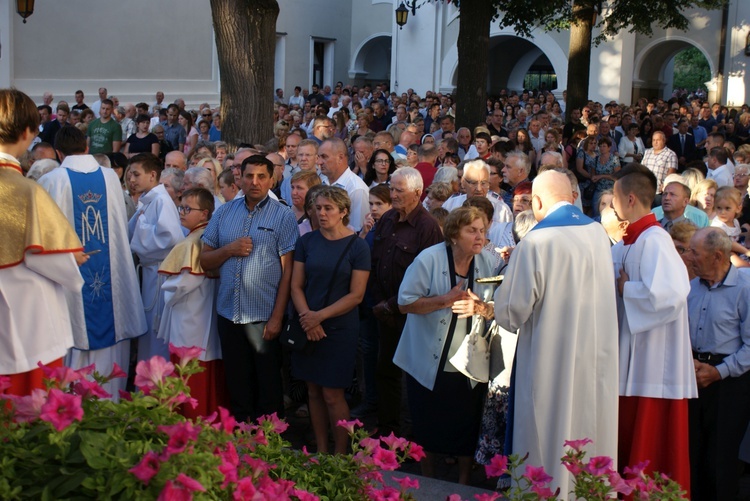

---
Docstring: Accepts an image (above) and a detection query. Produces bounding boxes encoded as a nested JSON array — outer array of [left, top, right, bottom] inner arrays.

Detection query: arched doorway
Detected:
[[348, 34, 392, 87], [447, 33, 566, 97], [633, 38, 716, 102]]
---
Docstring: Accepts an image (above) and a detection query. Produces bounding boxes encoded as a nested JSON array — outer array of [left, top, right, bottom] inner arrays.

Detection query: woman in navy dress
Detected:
[[290, 186, 371, 454]]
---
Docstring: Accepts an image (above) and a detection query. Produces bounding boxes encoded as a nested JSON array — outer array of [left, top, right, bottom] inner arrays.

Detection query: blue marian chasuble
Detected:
[[67, 168, 116, 349]]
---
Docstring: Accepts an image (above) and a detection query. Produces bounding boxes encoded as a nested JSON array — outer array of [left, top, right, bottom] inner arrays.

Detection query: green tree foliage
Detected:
[[673, 47, 711, 92]]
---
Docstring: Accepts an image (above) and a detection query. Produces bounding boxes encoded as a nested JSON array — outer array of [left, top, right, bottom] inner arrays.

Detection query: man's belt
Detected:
[[692, 351, 728, 366]]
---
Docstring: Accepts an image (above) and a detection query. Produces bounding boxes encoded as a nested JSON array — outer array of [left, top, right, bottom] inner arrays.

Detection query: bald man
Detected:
[[494, 170, 619, 494]]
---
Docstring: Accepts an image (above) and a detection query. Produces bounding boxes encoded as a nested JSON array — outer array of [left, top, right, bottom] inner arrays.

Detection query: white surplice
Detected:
[[0, 253, 82, 374], [611, 226, 698, 399], [129, 183, 184, 362], [494, 208, 619, 494]]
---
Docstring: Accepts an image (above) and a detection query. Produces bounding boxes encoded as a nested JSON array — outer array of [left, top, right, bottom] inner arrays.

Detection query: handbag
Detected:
[[449, 314, 491, 383], [281, 234, 358, 352]]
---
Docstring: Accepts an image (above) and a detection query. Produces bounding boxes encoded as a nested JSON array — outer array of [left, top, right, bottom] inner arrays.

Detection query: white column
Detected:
[[0, 0, 13, 88]]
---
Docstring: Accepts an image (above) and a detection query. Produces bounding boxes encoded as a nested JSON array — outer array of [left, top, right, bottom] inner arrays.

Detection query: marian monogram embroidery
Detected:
[[79, 190, 106, 246]]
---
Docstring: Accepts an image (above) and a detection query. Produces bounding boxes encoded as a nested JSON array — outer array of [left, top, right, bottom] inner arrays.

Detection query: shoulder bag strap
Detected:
[[322, 234, 359, 306], [437, 245, 475, 371]]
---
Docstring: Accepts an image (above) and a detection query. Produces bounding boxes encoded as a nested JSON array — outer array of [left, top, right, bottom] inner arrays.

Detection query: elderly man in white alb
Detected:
[[494, 170, 619, 494], [442, 159, 513, 223]]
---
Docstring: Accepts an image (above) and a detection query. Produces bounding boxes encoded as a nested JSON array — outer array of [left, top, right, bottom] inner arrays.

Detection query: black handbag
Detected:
[[281, 235, 358, 352]]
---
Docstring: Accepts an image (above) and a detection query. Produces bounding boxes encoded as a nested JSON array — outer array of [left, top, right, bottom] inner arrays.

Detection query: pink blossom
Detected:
[[71, 378, 111, 399], [169, 344, 204, 366], [257, 476, 295, 497], [156, 480, 192, 501], [39, 388, 84, 431], [563, 438, 593, 452], [38, 362, 81, 387], [75, 363, 96, 377], [530, 484, 556, 499], [474, 493, 501, 501], [392, 475, 419, 491], [358, 436, 380, 453], [523, 465, 553, 486], [171, 392, 199, 409], [293, 488, 320, 501], [586, 455, 614, 476], [175, 473, 205, 493], [301, 446, 311, 456], [259, 412, 289, 433], [608, 472, 635, 496], [217, 442, 240, 487], [406, 442, 426, 461], [134, 356, 174, 390], [0, 375, 12, 394], [212, 406, 237, 434], [129, 451, 161, 485], [7, 389, 47, 422], [484, 455, 509, 478], [380, 432, 408, 451], [362, 470, 383, 483], [447, 496, 464, 501], [233, 477, 258, 500], [369, 486, 401, 501], [158, 422, 201, 457], [118, 390, 133, 401], [336, 418, 364, 435], [623, 460, 650, 478], [371, 446, 399, 471], [243, 455, 272, 477], [107, 362, 127, 380], [561, 456, 584, 476]]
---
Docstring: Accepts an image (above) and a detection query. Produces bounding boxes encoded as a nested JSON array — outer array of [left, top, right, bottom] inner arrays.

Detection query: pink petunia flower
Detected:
[[75, 364, 97, 377], [71, 378, 112, 400], [392, 475, 419, 491], [608, 471, 635, 496], [336, 418, 364, 435], [371, 446, 399, 471], [38, 362, 81, 387], [563, 438, 593, 452], [107, 362, 127, 380], [156, 480, 191, 501], [484, 455, 509, 478], [169, 344, 204, 366], [7, 389, 47, 422], [129, 451, 161, 485], [259, 412, 289, 433], [212, 406, 237, 434], [358, 436, 380, 454], [118, 390, 133, 402], [586, 456, 614, 476], [134, 356, 174, 390], [523, 465, 553, 486], [561, 456, 584, 476], [623, 460, 650, 478], [39, 389, 84, 431], [0, 375, 12, 394], [406, 442, 426, 461], [158, 422, 201, 458], [233, 478, 257, 500], [175, 473, 206, 492], [447, 496, 464, 501], [380, 432, 408, 451], [530, 484, 556, 499], [369, 486, 401, 501], [474, 493, 501, 501], [293, 488, 320, 501]]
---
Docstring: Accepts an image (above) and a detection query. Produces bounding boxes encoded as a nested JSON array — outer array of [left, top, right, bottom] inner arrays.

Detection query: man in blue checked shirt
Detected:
[[686, 227, 750, 500], [201, 155, 298, 423]]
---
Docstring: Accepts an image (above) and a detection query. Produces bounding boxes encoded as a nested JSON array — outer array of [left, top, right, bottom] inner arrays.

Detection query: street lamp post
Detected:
[[16, 0, 35, 24]]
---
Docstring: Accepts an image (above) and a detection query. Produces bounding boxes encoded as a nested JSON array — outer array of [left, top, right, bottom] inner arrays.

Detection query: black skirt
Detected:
[[406, 370, 487, 456]]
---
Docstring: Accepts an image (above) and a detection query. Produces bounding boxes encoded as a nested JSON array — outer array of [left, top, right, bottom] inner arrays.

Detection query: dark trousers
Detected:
[[375, 317, 406, 435], [357, 307, 380, 406], [217, 316, 284, 423], [689, 370, 750, 500]]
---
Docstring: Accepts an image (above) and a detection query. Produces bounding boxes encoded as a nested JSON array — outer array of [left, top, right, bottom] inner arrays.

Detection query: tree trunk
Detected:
[[455, 0, 494, 130], [565, 0, 594, 121], [210, 0, 279, 150]]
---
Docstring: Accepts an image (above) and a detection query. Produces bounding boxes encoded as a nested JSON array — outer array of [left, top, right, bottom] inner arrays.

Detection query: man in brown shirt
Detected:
[[371, 167, 443, 436]]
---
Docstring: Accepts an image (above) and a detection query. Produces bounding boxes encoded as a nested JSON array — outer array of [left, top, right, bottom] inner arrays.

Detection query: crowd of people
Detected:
[[3, 80, 750, 499]]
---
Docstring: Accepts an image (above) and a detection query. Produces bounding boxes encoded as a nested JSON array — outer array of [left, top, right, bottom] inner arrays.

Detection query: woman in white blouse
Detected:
[[618, 123, 645, 165]]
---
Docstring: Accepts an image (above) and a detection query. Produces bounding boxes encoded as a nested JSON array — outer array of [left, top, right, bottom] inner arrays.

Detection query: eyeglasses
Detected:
[[178, 206, 204, 215], [464, 179, 490, 188], [373, 159, 390, 165]]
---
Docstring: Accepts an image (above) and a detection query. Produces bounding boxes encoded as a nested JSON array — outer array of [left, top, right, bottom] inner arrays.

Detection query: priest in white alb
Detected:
[[494, 170, 619, 494], [38, 125, 146, 398]]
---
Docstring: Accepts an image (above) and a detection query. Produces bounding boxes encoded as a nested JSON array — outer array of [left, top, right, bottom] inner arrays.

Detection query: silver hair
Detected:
[[734, 163, 750, 176], [26, 159, 59, 181], [506, 151, 532, 175], [391, 166, 424, 193], [462, 159, 490, 178], [161, 167, 185, 191], [184, 167, 214, 191], [513, 209, 538, 243], [92, 153, 111, 168], [701, 227, 732, 258], [434, 166, 459, 184], [539, 151, 563, 169]]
